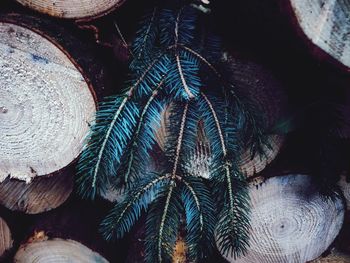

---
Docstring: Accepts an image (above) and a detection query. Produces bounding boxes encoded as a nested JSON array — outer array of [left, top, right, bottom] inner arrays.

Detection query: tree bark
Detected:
[[0, 14, 100, 183], [217, 174, 345, 263], [286, 0, 350, 70], [13, 0, 125, 20]]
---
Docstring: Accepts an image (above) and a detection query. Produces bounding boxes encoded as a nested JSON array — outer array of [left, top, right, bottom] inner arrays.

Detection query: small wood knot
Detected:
[[0, 107, 8, 114], [27, 231, 48, 244]]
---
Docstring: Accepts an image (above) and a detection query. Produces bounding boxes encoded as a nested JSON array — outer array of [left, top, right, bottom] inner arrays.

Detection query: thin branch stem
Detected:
[[114, 20, 135, 58], [201, 93, 227, 156], [172, 103, 189, 177]]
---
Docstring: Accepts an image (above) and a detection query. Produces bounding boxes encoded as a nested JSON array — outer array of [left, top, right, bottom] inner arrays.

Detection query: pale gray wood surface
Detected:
[[14, 238, 109, 263], [14, 0, 125, 20], [218, 174, 345, 263], [290, 0, 350, 68], [0, 22, 96, 182]]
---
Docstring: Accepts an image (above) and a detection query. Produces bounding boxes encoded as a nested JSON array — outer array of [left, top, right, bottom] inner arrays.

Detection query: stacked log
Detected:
[[0, 14, 100, 213], [0, 172, 73, 214], [226, 56, 286, 177], [0, 1, 349, 262], [14, 238, 109, 263], [217, 174, 345, 263], [11, 196, 121, 262], [155, 57, 286, 179], [0, 217, 13, 259], [14, 0, 125, 20], [287, 0, 350, 70]]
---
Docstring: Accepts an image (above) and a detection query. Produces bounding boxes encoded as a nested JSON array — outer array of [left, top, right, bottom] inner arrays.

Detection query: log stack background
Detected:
[[1, 0, 350, 262]]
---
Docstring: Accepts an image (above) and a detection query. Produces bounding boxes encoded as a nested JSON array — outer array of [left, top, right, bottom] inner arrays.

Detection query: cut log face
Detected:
[[14, 0, 125, 20], [217, 174, 345, 263], [14, 238, 109, 263], [240, 135, 284, 177], [0, 217, 13, 258], [0, 172, 73, 214], [289, 0, 350, 69], [226, 57, 286, 177], [0, 21, 96, 182]]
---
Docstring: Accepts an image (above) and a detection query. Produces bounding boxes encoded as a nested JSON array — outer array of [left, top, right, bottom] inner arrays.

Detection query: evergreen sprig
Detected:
[[77, 2, 269, 262]]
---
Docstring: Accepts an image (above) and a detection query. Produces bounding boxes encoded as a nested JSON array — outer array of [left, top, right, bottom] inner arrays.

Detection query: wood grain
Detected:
[[14, 238, 109, 263], [289, 0, 350, 69], [0, 171, 73, 214], [14, 0, 125, 20], [218, 174, 345, 263], [0, 19, 96, 182], [0, 217, 13, 258]]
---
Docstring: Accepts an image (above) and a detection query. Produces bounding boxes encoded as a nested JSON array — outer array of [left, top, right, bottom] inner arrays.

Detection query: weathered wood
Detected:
[[0, 217, 13, 259], [14, 238, 109, 263], [287, 0, 350, 70], [14, 0, 125, 20], [14, 196, 126, 262], [217, 174, 345, 263], [172, 235, 187, 263], [240, 135, 284, 177], [0, 171, 73, 214], [0, 14, 99, 183], [225, 55, 286, 177], [311, 250, 350, 263]]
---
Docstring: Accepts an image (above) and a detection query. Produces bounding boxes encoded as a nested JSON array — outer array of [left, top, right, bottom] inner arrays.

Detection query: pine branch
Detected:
[[76, 3, 266, 261], [197, 92, 251, 256], [160, 6, 198, 47], [122, 79, 166, 184], [129, 54, 170, 98], [132, 7, 159, 60], [145, 184, 182, 263], [100, 173, 172, 240], [166, 49, 201, 100], [164, 102, 199, 169], [213, 165, 250, 259], [181, 176, 216, 261], [180, 45, 221, 77], [225, 84, 269, 158], [76, 96, 139, 199], [113, 20, 134, 58]]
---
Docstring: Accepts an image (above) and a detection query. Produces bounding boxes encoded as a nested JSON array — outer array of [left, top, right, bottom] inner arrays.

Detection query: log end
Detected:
[[0, 19, 96, 182], [14, 238, 109, 263], [0, 217, 13, 259], [217, 174, 345, 263]]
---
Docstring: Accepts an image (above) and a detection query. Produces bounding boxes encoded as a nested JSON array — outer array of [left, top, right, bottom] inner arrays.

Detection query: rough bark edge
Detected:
[[0, 13, 104, 181], [281, 0, 350, 73]]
